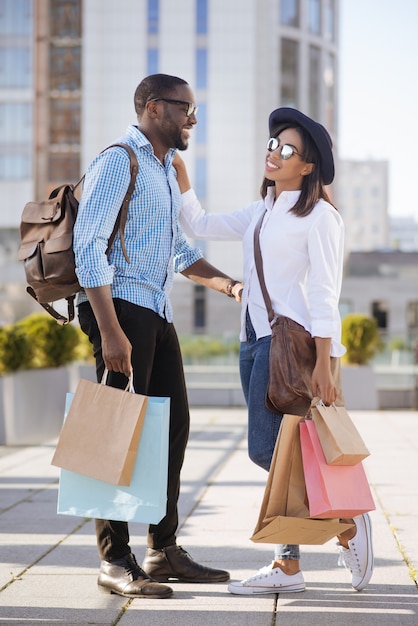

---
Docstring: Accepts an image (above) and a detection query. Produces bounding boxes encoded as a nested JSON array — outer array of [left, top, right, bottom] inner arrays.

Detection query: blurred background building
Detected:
[[1, 0, 417, 345]]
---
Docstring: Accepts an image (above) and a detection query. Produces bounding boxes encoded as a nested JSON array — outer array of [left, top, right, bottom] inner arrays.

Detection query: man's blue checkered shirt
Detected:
[[73, 125, 203, 322]]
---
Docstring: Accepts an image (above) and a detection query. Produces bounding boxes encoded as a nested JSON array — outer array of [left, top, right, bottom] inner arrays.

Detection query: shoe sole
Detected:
[[228, 584, 306, 595], [352, 514, 374, 591], [98, 583, 173, 599], [151, 575, 230, 583]]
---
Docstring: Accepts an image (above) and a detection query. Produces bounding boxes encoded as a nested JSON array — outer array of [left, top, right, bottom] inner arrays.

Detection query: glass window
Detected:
[[308, 0, 321, 34], [0, 0, 32, 35], [194, 284, 206, 329], [147, 48, 159, 74], [0, 103, 32, 179], [50, 99, 80, 145], [324, 52, 335, 133], [407, 301, 418, 331], [50, 0, 81, 38], [195, 103, 207, 144], [195, 157, 207, 199], [147, 0, 159, 34], [0, 102, 31, 141], [308, 45, 321, 120], [50, 44, 81, 91], [0, 46, 32, 88], [196, 48, 207, 89], [324, 0, 335, 41], [280, 0, 299, 27], [0, 153, 31, 179], [196, 0, 208, 34], [280, 38, 299, 108], [372, 300, 388, 330]]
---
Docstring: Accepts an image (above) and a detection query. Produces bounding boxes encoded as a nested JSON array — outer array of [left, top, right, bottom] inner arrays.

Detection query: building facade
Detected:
[[341, 251, 418, 345], [337, 159, 389, 253], [389, 216, 418, 252], [2, 0, 339, 332]]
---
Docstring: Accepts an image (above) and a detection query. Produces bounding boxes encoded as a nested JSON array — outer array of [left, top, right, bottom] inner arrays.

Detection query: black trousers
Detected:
[[78, 299, 190, 561]]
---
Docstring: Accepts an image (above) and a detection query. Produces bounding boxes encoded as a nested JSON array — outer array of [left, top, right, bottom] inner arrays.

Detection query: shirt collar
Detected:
[[126, 125, 176, 164], [265, 186, 302, 211]]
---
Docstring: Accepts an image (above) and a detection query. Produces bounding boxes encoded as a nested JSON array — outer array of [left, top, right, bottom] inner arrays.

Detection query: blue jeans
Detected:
[[239, 310, 300, 561]]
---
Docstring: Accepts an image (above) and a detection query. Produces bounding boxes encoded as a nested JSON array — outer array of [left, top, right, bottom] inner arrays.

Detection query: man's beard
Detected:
[[174, 129, 188, 151]]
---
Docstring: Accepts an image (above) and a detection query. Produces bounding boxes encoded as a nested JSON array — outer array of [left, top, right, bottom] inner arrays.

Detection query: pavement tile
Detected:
[[0, 408, 417, 626]]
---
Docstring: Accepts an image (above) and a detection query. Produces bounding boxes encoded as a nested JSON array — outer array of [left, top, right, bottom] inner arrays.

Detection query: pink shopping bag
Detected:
[[299, 420, 375, 519]]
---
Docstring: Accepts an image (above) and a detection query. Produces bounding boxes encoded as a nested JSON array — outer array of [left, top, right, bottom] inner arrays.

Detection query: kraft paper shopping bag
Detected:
[[57, 394, 170, 524], [251, 414, 353, 546], [51, 374, 148, 485], [311, 403, 370, 466], [300, 420, 375, 519]]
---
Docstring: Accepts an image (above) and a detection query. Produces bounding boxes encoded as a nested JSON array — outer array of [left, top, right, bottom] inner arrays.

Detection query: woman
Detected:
[[174, 107, 373, 594]]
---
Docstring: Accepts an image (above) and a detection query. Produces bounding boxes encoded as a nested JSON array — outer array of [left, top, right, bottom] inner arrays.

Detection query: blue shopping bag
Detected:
[[57, 393, 170, 524]]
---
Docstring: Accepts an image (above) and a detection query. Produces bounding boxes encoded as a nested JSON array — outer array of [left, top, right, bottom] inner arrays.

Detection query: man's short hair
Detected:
[[134, 74, 189, 115]]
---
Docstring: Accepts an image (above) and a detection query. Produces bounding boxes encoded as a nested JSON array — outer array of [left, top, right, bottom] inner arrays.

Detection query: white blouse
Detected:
[[180, 186, 346, 357]]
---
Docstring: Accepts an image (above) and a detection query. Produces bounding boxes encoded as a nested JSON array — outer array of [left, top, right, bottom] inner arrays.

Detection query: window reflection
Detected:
[[196, 0, 208, 34], [324, 52, 335, 133], [308, 0, 321, 34], [50, 45, 81, 91], [280, 0, 299, 27], [281, 39, 299, 108], [0, 103, 32, 179], [309, 45, 321, 120], [50, 0, 81, 37], [0, 0, 32, 35], [50, 99, 80, 145], [324, 0, 335, 41]]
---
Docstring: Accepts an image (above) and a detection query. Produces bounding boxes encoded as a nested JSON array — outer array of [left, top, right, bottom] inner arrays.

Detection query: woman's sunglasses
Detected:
[[267, 137, 302, 160]]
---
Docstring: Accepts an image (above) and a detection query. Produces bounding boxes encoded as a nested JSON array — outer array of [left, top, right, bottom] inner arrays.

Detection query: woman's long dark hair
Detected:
[[260, 124, 337, 216]]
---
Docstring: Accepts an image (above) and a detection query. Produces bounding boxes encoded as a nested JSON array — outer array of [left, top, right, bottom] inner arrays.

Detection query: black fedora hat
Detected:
[[268, 107, 335, 185]]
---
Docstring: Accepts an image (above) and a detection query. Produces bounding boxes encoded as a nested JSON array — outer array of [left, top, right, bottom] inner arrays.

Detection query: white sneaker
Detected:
[[227, 562, 305, 595], [337, 513, 373, 591]]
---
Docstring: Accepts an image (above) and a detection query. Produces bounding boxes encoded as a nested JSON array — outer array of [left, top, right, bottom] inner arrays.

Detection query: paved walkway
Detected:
[[0, 408, 417, 625]]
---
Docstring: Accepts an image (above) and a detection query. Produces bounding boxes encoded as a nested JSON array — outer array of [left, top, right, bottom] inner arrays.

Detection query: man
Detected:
[[74, 74, 242, 599]]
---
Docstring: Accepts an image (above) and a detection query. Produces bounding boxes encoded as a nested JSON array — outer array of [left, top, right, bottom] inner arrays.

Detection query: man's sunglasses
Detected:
[[148, 98, 198, 117], [267, 137, 302, 160]]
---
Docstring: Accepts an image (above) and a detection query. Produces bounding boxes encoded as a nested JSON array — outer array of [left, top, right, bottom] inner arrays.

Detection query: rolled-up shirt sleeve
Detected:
[[74, 148, 131, 288], [307, 210, 345, 341]]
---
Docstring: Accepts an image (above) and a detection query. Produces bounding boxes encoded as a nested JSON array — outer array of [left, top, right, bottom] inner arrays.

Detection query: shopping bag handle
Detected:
[[305, 396, 322, 419], [100, 369, 135, 392]]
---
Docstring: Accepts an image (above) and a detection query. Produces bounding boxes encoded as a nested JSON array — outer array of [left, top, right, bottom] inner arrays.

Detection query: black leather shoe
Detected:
[[142, 545, 230, 583], [98, 553, 173, 598]]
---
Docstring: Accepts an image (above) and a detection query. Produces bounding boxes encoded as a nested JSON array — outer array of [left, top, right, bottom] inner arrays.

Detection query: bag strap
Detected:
[[102, 143, 139, 263], [27, 145, 138, 326], [26, 286, 76, 325], [253, 210, 275, 325]]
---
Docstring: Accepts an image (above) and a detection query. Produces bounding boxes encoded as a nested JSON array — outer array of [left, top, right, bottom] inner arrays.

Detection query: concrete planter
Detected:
[[0, 364, 96, 445], [341, 365, 379, 410]]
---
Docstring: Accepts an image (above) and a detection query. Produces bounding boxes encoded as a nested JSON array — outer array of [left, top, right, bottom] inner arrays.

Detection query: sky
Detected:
[[339, 0, 418, 218]]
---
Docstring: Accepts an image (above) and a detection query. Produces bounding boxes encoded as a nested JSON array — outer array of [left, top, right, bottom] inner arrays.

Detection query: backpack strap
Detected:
[[102, 143, 139, 263], [26, 286, 76, 325]]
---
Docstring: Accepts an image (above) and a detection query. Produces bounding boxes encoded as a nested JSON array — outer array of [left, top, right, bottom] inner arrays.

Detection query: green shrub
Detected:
[[179, 335, 239, 363], [15, 313, 80, 368], [0, 325, 34, 373], [388, 337, 411, 352], [341, 313, 382, 366]]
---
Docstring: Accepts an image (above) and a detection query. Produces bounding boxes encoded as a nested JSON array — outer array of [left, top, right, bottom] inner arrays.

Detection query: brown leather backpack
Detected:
[[18, 143, 138, 324]]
